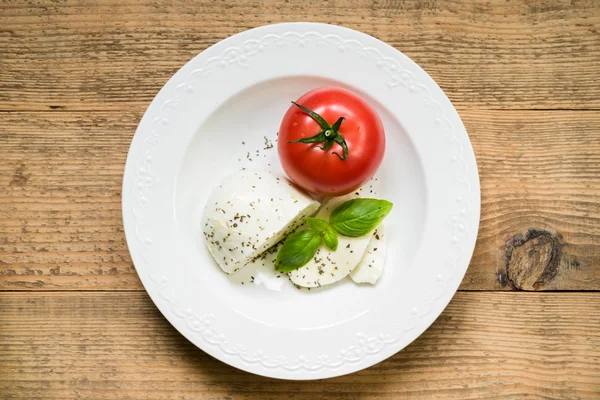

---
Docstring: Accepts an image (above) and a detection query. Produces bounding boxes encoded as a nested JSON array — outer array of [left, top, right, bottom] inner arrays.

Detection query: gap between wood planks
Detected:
[[2, 108, 600, 113], [0, 289, 599, 292]]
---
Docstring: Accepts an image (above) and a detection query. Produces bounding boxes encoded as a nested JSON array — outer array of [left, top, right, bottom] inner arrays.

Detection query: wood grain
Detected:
[[0, 111, 139, 289], [1, 0, 599, 111], [1, 110, 599, 291], [1, 1, 600, 397], [0, 291, 598, 399], [463, 110, 600, 291]]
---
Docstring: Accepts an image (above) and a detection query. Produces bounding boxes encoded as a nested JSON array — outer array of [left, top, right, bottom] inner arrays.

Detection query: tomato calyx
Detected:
[[287, 101, 349, 160]]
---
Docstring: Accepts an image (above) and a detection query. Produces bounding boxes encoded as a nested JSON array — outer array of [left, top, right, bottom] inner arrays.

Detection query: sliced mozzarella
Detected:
[[350, 224, 386, 284], [202, 170, 319, 274], [288, 191, 380, 288], [253, 271, 284, 291], [229, 242, 284, 289]]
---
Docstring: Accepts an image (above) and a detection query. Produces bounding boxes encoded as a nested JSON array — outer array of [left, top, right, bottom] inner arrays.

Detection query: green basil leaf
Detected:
[[275, 230, 321, 272], [306, 217, 330, 233], [307, 217, 338, 251], [329, 198, 393, 237], [322, 228, 338, 251]]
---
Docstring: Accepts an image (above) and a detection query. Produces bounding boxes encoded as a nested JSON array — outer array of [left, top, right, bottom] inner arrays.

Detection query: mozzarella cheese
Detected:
[[229, 241, 284, 290], [202, 170, 320, 274], [288, 191, 381, 288], [350, 224, 386, 284]]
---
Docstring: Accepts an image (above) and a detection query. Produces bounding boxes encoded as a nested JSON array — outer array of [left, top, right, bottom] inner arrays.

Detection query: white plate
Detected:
[[122, 22, 480, 380]]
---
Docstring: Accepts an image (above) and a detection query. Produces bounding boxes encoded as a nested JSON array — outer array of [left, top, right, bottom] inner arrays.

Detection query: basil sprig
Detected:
[[307, 217, 338, 251], [329, 198, 393, 237], [275, 198, 393, 272], [275, 230, 321, 272]]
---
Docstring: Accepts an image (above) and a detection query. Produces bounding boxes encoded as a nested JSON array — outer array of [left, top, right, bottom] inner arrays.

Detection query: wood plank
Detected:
[[463, 109, 600, 291], [0, 111, 140, 290], [1, 0, 599, 111], [1, 110, 599, 290], [0, 291, 598, 399]]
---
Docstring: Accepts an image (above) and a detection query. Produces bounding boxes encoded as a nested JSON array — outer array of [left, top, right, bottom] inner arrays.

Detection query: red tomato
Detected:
[[278, 87, 385, 196]]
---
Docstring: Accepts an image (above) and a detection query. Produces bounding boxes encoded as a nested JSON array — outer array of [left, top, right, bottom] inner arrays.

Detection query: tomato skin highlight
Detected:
[[278, 87, 385, 196]]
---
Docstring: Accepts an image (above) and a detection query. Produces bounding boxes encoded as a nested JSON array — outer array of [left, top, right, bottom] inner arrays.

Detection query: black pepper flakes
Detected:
[[264, 136, 274, 149]]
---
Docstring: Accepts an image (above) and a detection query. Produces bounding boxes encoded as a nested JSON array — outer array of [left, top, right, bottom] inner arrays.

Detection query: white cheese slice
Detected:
[[228, 241, 284, 289], [202, 170, 319, 274], [350, 224, 386, 284], [253, 271, 284, 291], [288, 191, 380, 288]]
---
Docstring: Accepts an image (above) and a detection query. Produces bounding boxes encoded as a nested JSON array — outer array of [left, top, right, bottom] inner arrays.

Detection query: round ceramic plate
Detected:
[[122, 22, 480, 380]]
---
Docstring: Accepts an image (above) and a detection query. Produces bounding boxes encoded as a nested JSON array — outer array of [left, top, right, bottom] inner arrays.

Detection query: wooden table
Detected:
[[1, 1, 599, 398]]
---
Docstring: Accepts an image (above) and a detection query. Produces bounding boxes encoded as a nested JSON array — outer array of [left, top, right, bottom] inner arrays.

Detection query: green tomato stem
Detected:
[[288, 101, 349, 160]]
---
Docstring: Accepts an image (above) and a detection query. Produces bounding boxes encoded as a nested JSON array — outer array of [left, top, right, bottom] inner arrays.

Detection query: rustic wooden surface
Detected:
[[1, 292, 599, 399], [1, 0, 599, 398], [2, 110, 598, 291]]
